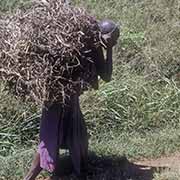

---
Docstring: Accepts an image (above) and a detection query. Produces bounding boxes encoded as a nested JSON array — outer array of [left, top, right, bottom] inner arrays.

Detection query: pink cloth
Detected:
[[38, 141, 55, 172]]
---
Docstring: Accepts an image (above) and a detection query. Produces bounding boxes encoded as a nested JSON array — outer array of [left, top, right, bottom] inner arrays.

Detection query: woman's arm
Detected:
[[95, 46, 113, 82], [105, 47, 113, 81]]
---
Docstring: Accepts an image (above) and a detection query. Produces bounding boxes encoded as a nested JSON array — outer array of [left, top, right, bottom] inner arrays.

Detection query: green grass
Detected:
[[90, 127, 180, 160], [1, 126, 180, 179], [0, 0, 180, 179], [0, 83, 39, 156], [75, 0, 180, 77], [0, 149, 34, 180], [0, 0, 31, 12], [82, 68, 180, 139]]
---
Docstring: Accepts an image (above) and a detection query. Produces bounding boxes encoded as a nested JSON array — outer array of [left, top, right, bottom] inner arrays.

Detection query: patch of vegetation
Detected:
[[76, 0, 180, 78], [0, 149, 34, 180], [0, 83, 39, 156], [0, 0, 180, 179], [82, 70, 180, 136], [90, 127, 180, 160], [0, 0, 31, 12]]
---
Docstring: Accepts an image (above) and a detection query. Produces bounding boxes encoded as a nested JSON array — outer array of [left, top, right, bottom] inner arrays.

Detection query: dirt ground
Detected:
[[37, 152, 180, 180], [134, 152, 180, 170]]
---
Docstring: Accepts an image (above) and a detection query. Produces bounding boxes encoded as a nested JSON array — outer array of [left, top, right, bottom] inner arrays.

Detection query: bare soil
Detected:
[[134, 152, 180, 170]]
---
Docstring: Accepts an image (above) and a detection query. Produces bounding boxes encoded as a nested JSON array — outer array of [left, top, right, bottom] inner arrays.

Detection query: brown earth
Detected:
[[134, 152, 180, 170]]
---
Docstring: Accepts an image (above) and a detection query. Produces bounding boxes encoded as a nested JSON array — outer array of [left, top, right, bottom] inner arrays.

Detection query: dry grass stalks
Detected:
[[0, 0, 101, 106]]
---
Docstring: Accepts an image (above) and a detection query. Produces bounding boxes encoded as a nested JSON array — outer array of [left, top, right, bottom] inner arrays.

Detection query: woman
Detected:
[[24, 19, 120, 180]]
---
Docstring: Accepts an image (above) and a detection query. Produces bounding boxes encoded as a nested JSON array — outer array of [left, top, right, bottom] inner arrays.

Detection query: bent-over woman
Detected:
[[24, 19, 119, 180]]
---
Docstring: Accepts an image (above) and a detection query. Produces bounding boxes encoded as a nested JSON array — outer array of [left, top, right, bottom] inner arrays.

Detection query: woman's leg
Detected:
[[23, 152, 42, 180], [69, 95, 88, 177], [24, 103, 63, 179], [79, 110, 89, 178], [38, 104, 63, 172]]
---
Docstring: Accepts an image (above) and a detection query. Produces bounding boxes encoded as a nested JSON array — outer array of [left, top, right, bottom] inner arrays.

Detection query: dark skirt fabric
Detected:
[[37, 95, 88, 174]]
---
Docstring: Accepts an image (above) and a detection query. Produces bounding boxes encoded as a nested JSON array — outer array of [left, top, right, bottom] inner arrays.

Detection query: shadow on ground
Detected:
[[86, 153, 155, 180], [50, 152, 166, 180]]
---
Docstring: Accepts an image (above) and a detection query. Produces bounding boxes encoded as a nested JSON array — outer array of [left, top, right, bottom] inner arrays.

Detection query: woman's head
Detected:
[[99, 19, 120, 47]]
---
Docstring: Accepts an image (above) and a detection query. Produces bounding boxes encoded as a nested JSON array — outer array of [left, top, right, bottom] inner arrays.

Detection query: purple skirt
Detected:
[[37, 95, 88, 174]]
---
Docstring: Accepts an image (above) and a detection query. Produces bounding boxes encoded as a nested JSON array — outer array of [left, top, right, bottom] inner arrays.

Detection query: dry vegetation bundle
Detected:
[[0, 0, 101, 106]]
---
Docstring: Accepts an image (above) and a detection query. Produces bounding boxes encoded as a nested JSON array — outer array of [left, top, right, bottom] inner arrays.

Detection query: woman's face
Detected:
[[102, 27, 120, 47]]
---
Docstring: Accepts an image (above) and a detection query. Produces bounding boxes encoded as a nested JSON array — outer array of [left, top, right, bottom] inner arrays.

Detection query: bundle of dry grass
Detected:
[[0, 0, 101, 106]]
